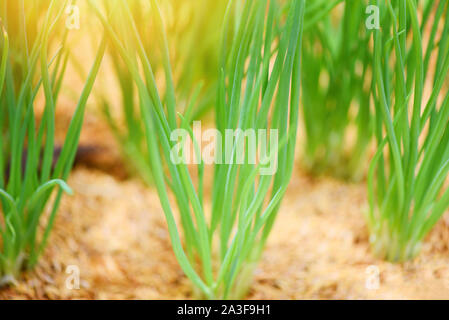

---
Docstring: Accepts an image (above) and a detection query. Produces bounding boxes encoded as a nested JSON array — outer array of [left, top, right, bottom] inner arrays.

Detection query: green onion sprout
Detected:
[[0, 0, 105, 284], [367, 0, 449, 262], [91, 0, 305, 299]]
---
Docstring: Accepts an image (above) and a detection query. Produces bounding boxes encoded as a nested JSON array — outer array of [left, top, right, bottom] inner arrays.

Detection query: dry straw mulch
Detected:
[[2, 165, 449, 300], [2, 109, 449, 300]]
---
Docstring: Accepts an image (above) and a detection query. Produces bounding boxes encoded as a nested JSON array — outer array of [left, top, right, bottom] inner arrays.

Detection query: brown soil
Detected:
[[2, 112, 449, 299]]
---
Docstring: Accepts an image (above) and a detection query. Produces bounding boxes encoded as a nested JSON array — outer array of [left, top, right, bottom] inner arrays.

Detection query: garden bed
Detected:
[[2, 0, 449, 302], [2, 113, 449, 299]]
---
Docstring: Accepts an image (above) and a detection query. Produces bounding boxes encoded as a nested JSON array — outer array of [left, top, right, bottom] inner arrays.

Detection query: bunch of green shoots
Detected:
[[0, 0, 105, 284], [91, 0, 305, 299], [367, 0, 449, 262], [301, 0, 373, 180], [100, 0, 228, 185]]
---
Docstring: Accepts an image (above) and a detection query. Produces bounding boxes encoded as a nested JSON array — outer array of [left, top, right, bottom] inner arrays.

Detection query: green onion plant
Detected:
[[0, 0, 105, 285], [301, 0, 373, 180], [91, 0, 305, 299], [367, 0, 449, 262]]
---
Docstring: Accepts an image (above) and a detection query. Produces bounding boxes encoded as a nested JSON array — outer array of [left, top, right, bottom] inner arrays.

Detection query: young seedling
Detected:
[[91, 0, 305, 299], [0, 0, 105, 284], [367, 0, 449, 262], [301, 0, 373, 180]]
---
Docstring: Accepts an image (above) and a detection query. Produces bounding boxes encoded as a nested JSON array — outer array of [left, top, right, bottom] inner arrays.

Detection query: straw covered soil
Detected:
[[1, 111, 449, 300]]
